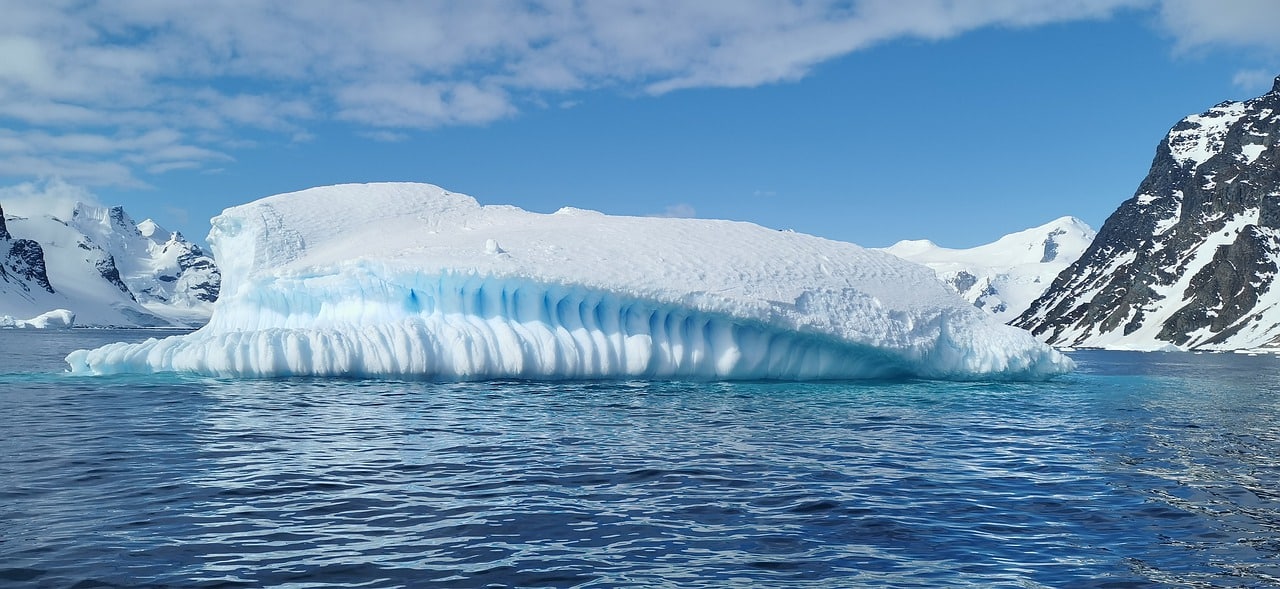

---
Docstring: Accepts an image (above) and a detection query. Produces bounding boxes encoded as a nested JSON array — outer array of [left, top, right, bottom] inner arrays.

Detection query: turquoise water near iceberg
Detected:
[[2, 329, 1280, 587]]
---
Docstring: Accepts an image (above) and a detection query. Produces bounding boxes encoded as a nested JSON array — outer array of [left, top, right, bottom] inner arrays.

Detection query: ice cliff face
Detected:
[[882, 216, 1095, 324], [0, 202, 221, 327], [67, 182, 1072, 380], [1017, 76, 1280, 350]]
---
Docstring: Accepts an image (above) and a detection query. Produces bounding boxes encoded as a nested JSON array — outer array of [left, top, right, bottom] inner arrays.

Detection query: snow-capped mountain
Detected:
[[881, 216, 1096, 323], [1016, 76, 1280, 350], [0, 201, 220, 327], [70, 204, 220, 318], [0, 203, 56, 300]]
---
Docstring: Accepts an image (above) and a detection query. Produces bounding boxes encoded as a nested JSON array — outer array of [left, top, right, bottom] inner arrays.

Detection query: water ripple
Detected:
[[4, 338, 1280, 587]]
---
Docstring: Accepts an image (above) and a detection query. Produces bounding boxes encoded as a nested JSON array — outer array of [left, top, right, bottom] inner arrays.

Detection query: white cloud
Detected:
[[360, 130, 410, 143], [146, 161, 202, 175], [0, 128, 227, 186], [644, 0, 1149, 93], [336, 81, 515, 129], [190, 91, 316, 132], [1232, 69, 1277, 92], [0, 35, 58, 92], [0, 156, 139, 187], [0, 0, 1274, 186], [0, 99, 101, 125], [0, 178, 104, 219], [1156, 0, 1280, 53]]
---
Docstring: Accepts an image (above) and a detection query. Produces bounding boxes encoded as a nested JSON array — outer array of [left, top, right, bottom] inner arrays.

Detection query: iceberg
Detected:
[[2, 308, 75, 329], [66, 183, 1072, 380]]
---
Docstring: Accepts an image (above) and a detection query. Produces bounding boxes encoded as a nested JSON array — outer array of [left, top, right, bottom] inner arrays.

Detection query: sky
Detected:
[[1, 0, 1279, 249]]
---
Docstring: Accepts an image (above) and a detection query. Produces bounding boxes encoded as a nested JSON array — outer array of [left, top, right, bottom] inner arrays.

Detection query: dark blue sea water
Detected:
[[3, 330, 1280, 588]]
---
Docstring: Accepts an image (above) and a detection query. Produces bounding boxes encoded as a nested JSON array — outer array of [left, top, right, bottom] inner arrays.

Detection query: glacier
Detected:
[[66, 183, 1072, 380]]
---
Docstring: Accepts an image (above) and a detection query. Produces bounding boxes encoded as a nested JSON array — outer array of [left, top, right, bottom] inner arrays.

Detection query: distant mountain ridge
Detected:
[[0, 201, 220, 327], [882, 216, 1095, 323], [1016, 76, 1280, 350], [70, 204, 220, 310]]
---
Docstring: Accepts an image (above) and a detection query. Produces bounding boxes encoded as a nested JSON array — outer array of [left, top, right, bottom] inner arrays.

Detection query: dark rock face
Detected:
[[3, 200, 222, 326], [1157, 225, 1278, 345], [190, 279, 220, 303], [1039, 228, 1066, 263], [95, 255, 136, 300], [166, 234, 221, 304], [1016, 76, 1280, 349], [1, 203, 56, 294], [947, 271, 978, 294], [178, 248, 221, 303], [109, 206, 133, 233], [7, 239, 55, 294]]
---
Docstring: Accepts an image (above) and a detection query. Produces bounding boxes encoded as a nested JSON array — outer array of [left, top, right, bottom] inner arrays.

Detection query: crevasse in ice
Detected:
[[66, 183, 1072, 380]]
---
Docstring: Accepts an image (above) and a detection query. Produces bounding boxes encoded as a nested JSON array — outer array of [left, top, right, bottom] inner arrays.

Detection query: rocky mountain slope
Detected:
[[70, 204, 220, 316], [0, 203, 56, 300], [1016, 76, 1280, 350], [0, 202, 220, 327], [882, 216, 1095, 323]]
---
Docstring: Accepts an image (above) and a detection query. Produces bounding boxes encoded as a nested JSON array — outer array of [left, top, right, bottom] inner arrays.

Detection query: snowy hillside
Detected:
[[0, 201, 220, 327], [0, 203, 58, 317], [69, 204, 220, 324], [68, 182, 1071, 380], [1017, 76, 1280, 350], [882, 216, 1095, 323]]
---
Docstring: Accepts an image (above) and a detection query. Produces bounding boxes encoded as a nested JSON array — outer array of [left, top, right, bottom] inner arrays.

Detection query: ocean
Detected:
[[2, 329, 1279, 587]]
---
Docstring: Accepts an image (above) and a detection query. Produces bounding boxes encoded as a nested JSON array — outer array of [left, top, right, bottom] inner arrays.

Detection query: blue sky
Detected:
[[1, 1, 1278, 248]]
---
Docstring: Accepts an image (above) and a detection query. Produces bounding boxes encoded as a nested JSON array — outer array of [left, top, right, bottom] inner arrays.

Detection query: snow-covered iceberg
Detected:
[[2, 308, 75, 329], [66, 183, 1071, 380]]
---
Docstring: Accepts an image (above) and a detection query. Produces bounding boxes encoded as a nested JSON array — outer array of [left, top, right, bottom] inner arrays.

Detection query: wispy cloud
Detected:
[[1155, 0, 1280, 95], [1155, 0, 1280, 53], [0, 178, 103, 218], [335, 81, 515, 128], [0, 127, 230, 186], [652, 203, 697, 218], [1231, 69, 1277, 92], [0, 0, 1272, 187], [360, 130, 410, 143]]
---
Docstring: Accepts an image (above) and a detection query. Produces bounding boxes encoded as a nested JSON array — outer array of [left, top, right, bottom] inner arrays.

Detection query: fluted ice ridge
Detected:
[[66, 183, 1071, 380]]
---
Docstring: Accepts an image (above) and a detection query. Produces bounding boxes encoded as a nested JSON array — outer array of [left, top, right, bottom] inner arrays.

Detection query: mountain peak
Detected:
[[1036, 215, 1090, 232], [0, 203, 9, 241], [136, 218, 167, 241], [885, 238, 939, 253], [1016, 78, 1280, 350], [1273, 74, 1280, 94], [878, 216, 1095, 324], [3, 202, 222, 326]]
